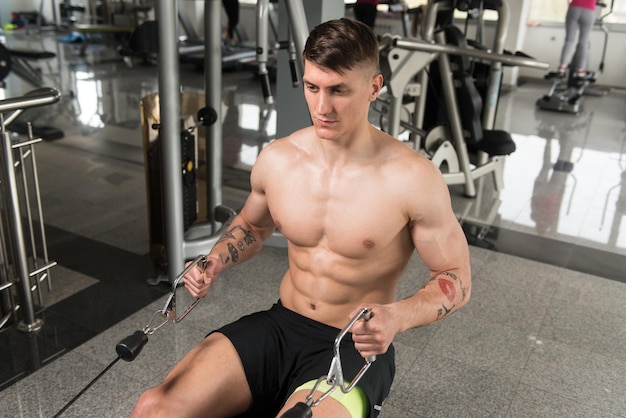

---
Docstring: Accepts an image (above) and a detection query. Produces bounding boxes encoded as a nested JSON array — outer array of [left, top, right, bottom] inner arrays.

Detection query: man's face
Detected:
[[302, 59, 382, 141]]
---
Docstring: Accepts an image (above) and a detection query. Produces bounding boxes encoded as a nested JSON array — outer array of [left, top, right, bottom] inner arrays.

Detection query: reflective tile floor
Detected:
[[0, 29, 625, 417]]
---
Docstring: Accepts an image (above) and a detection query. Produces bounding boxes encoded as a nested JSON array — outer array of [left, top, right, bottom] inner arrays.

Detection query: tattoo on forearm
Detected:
[[437, 303, 454, 320], [216, 225, 257, 264], [430, 271, 467, 320], [227, 243, 239, 262]]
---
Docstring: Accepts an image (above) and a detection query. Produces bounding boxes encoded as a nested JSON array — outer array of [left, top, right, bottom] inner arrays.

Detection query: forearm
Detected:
[[207, 213, 274, 274], [394, 269, 471, 332]]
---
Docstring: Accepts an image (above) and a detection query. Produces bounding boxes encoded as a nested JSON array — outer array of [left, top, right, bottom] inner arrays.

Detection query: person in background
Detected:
[[557, 0, 597, 79], [222, 0, 240, 47], [354, 0, 379, 29]]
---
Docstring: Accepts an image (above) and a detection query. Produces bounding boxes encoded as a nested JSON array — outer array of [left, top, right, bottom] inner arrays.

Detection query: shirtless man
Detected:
[[131, 18, 471, 418]]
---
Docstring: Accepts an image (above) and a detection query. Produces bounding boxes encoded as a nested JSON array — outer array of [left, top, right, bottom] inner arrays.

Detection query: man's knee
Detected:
[[131, 333, 253, 417], [131, 386, 167, 418]]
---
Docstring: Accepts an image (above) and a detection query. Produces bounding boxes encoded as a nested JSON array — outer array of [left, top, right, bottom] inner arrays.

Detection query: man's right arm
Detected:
[[207, 203, 276, 276], [208, 139, 280, 274], [184, 145, 278, 297]]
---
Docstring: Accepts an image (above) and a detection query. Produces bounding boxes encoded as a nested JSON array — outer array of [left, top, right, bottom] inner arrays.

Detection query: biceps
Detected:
[[412, 219, 468, 273], [240, 190, 275, 234]]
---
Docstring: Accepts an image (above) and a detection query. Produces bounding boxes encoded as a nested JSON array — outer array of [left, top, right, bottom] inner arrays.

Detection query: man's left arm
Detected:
[[395, 215, 471, 330], [351, 170, 471, 358]]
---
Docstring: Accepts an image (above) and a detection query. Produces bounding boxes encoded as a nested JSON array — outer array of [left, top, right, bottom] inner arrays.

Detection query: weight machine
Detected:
[[152, 0, 311, 282], [375, 0, 548, 197], [148, 0, 226, 283], [256, 0, 311, 106]]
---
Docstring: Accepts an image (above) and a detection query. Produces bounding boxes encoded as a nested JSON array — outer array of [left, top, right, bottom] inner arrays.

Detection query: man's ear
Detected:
[[370, 73, 384, 101]]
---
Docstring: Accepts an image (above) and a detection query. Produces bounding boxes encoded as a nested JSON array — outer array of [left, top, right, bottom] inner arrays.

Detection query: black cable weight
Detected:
[[280, 402, 313, 418], [116, 330, 149, 362]]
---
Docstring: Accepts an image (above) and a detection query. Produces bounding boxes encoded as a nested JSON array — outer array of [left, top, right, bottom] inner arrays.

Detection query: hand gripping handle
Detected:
[[168, 255, 208, 323], [300, 308, 377, 409], [328, 308, 377, 392]]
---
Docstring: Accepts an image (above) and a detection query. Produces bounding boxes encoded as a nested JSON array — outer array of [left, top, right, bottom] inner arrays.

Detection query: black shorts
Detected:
[[211, 301, 395, 418]]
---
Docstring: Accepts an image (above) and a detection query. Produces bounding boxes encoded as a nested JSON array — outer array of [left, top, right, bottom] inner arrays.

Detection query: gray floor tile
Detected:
[[462, 252, 562, 335], [424, 311, 536, 381], [539, 299, 626, 361], [387, 351, 520, 417], [3, 350, 143, 418], [551, 269, 626, 314], [521, 339, 626, 416], [506, 384, 621, 418], [378, 402, 420, 418]]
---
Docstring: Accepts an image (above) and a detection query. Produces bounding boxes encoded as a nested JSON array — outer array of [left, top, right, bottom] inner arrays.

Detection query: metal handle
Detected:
[[305, 308, 377, 408], [393, 38, 549, 70], [330, 308, 376, 392], [169, 255, 207, 323]]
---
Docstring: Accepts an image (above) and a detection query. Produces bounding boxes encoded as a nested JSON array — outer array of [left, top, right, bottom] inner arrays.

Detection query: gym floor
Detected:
[[1, 27, 625, 417]]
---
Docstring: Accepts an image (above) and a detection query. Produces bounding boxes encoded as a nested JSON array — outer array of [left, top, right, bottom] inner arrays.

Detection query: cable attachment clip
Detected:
[[116, 256, 207, 363], [305, 308, 377, 407]]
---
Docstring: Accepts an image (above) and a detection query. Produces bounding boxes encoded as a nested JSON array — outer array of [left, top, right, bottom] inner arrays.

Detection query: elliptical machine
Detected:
[[536, 66, 595, 115], [536, 0, 613, 115]]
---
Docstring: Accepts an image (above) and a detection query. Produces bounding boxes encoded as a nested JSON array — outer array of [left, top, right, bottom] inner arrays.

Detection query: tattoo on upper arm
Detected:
[[216, 225, 257, 264]]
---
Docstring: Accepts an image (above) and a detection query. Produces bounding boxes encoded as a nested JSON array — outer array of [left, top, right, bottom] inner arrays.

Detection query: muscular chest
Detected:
[[267, 168, 408, 256]]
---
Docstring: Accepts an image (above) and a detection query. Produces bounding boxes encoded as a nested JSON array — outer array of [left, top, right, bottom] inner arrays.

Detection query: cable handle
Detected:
[[141, 254, 208, 335], [168, 255, 208, 323], [303, 308, 377, 408], [329, 308, 377, 391]]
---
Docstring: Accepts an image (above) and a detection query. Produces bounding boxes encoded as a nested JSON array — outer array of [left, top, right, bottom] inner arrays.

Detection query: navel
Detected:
[[363, 239, 375, 249]]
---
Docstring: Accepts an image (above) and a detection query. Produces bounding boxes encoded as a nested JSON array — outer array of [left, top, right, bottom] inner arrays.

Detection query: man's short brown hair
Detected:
[[303, 17, 379, 76]]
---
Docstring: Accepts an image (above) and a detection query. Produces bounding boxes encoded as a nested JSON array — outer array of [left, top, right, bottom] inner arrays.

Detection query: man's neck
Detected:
[[316, 124, 379, 167]]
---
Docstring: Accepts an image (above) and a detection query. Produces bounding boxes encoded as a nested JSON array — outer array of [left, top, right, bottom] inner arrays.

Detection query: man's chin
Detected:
[[314, 126, 337, 140]]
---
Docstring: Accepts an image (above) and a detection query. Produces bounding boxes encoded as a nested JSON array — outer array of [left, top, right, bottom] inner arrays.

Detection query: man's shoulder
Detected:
[[377, 137, 447, 194], [383, 137, 438, 171], [256, 127, 313, 166], [264, 127, 312, 152]]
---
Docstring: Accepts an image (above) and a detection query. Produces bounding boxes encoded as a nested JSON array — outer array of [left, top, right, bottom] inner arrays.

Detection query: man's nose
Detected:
[[316, 92, 331, 115]]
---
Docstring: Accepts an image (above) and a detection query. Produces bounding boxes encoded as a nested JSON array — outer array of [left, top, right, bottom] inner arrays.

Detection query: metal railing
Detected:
[[0, 87, 60, 332]]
